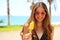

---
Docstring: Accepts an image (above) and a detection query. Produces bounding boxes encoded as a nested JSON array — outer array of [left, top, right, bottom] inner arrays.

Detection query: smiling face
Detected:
[[35, 7, 46, 23]]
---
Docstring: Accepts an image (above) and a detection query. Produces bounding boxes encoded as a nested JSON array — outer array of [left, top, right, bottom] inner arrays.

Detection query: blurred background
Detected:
[[0, 0, 60, 25], [0, 0, 60, 40]]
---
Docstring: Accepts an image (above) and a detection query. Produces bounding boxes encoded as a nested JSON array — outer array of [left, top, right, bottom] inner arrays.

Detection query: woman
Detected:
[[20, 2, 54, 40]]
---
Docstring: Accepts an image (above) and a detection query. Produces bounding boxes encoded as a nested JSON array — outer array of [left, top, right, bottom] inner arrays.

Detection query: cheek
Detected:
[[42, 15, 46, 19], [41, 15, 46, 21], [34, 14, 46, 22]]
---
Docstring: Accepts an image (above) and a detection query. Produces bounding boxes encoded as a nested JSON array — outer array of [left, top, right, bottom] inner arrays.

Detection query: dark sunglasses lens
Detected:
[[35, 12, 45, 15], [41, 12, 45, 15], [35, 12, 39, 15]]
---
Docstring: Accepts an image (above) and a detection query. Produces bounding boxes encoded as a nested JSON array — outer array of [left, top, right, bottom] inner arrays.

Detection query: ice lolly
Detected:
[[29, 21, 34, 31]]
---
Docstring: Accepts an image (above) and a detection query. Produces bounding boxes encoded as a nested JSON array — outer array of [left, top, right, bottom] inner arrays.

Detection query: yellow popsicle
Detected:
[[29, 21, 34, 31]]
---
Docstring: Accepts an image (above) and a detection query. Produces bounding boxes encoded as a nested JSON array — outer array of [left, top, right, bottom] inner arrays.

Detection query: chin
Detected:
[[37, 20, 42, 23], [37, 19, 43, 23]]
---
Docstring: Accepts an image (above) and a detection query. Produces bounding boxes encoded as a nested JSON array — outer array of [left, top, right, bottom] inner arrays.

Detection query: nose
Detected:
[[38, 13, 42, 16]]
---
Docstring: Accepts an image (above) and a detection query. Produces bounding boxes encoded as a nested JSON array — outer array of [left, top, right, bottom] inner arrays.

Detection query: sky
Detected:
[[0, 0, 60, 16], [0, 0, 60, 25]]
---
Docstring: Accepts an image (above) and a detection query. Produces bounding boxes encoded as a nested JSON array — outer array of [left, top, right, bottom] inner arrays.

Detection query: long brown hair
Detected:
[[22, 2, 53, 40]]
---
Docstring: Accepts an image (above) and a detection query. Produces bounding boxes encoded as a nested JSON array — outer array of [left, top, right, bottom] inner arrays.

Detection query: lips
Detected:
[[37, 17, 44, 22], [37, 17, 42, 20]]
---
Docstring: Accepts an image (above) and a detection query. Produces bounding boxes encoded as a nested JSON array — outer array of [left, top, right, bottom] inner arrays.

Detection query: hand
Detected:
[[20, 32, 32, 40], [20, 22, 32, 40], [23, 32, 32, 40]]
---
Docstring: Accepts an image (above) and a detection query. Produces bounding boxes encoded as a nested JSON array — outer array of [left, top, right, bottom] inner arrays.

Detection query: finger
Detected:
[[23, 33, 32, 40], [23, 35, 28, 40], [23, 36, 32, 40], [23, 35, 32, 40], [25, 32, 32, 37], [20, 32, 23, 36], [23, 33, 32, 38], [26, 36, 32, 40]]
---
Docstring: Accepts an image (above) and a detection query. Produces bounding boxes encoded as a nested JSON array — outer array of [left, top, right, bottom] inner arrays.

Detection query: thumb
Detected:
[[20, 32, 23, 36]]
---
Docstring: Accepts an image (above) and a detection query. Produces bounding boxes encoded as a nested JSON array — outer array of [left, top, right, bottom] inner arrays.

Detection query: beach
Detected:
[[0, 26, 60, 40]]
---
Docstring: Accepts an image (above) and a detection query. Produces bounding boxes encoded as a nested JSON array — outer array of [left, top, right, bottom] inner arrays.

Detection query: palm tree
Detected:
[[48, 0, 53, 16], [30, 1, 34, 10], [27, 0, 34, 10], [7, 0, 10, 25]]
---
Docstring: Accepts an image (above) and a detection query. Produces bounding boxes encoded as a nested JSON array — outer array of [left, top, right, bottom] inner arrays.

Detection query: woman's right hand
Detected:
[[20, 32, 32, 40], [20, 22, 32, 40]]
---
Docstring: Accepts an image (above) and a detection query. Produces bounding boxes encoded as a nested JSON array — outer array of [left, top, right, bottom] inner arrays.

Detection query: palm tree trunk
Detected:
[[49, 3, 51, 16], [48, 0, 53, 16], [7, 0, 10, 25]]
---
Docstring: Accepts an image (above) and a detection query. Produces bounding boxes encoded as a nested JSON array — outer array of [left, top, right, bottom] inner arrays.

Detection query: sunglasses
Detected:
[[35, 11, 46, 16]]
